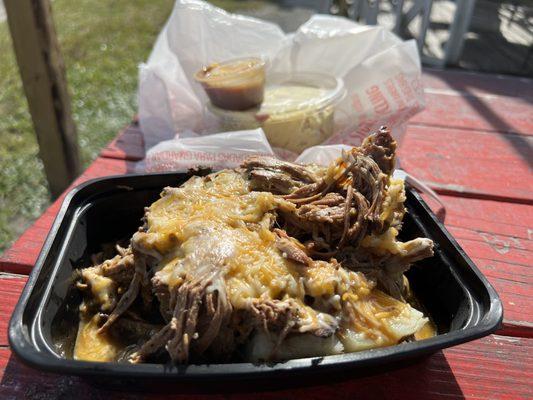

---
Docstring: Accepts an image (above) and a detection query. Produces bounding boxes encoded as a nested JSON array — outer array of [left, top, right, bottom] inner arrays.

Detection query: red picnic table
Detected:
[[0, 68, 531, 399]]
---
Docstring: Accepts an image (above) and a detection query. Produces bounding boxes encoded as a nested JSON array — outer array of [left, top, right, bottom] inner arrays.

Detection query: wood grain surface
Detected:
[[399, 125, 532, 202], [0, 68, 531, 399], [0, 275, 26, 347], [421, 69, 533, 100], [100, 122, 145, 161], [0, 335, 531, 399], [411, 90, 533, 136]]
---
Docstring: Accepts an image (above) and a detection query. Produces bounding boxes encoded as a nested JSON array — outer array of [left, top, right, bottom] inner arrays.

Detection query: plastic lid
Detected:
[[258, 72, 346, 117], [194, 57, 266, 86]]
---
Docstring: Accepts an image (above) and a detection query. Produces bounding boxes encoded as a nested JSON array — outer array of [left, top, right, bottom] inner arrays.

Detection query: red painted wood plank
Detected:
[[436, 195, 533, 242], [422, 68, 533, 100], [411, 91, 533, 135], [0, 335, 530, 399], [100, 122, 145, 161], [448, 225, 532, 332], [422, 194, 533, 334], [96, 70, 533, 162], [0, 158, 137, 275], [96, 73, 533, 165], [399, 125, 533, 202], [0, 275, 26, 347], [449, 226, 531, 267]]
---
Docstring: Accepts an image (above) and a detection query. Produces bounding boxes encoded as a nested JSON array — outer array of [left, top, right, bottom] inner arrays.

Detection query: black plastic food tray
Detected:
[[9, 172, 502, 383]]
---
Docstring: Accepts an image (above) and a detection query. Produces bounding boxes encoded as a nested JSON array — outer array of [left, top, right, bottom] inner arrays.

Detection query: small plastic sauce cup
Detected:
[[207, 72, 346, 153], [195, 57, 266, 111]]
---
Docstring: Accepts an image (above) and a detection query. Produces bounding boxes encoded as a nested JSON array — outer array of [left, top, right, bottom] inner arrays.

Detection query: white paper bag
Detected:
[[142, 128, 275, 172], [138, 0, 424, 151]]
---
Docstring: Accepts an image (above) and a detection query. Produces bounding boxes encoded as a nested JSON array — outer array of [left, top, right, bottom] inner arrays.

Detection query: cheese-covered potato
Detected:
[[74, 129, 435, 364]]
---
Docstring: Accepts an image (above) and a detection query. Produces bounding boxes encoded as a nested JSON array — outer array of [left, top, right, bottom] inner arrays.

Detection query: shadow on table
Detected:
[[102, 119, 146, 163], [425, 69, 533, 169], [0, 350, 465, 399]]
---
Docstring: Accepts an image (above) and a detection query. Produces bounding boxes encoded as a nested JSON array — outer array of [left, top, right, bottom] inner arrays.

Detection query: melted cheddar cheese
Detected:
[[143, 171, 428, 354], [76, 170, 432, 362], [74, 315, 121, 362], [81, 266, 116, 312], [146, 171, 307, 309]]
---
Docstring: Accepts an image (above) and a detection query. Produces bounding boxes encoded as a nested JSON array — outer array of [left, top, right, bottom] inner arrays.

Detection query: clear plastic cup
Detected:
[[207, 72, 346, 153], [195, 57, 266, 111]]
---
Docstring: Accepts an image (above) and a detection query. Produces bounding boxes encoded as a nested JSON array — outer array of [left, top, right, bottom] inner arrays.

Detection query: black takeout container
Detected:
[[9, 172, 502, 386]]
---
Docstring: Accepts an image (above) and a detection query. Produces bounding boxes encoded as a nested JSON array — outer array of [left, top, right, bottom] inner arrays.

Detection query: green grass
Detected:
[[0, 0, 268, 253]]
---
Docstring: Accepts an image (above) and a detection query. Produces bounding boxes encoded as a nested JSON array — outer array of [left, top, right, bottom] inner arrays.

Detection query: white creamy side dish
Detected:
[[209, 82, 337, 153], [258, 85, 334, 153]]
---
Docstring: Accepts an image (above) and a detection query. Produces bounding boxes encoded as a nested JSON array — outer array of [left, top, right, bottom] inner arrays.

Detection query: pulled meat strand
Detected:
[[97, 254, 146, 334], [344, 152, 387, 232], [250, 299, 298, 351], [272, 156, 380, 249], [361, 126, 397, 176], [129, 324, 173, 363], [241, 127, 399, 256], [193, 290, 232, 354], [243, 156, 317, 184], [346, 191, 370, 246], [338, 184, 354, 248], [274, 228, 314, 266]]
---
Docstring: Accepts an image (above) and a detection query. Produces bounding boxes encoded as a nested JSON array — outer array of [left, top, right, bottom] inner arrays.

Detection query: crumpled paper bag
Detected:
[[138, 0, 424, 152]]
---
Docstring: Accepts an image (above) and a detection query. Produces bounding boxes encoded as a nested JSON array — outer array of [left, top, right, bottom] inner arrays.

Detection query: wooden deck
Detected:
[[0, 67, 531, 398]]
